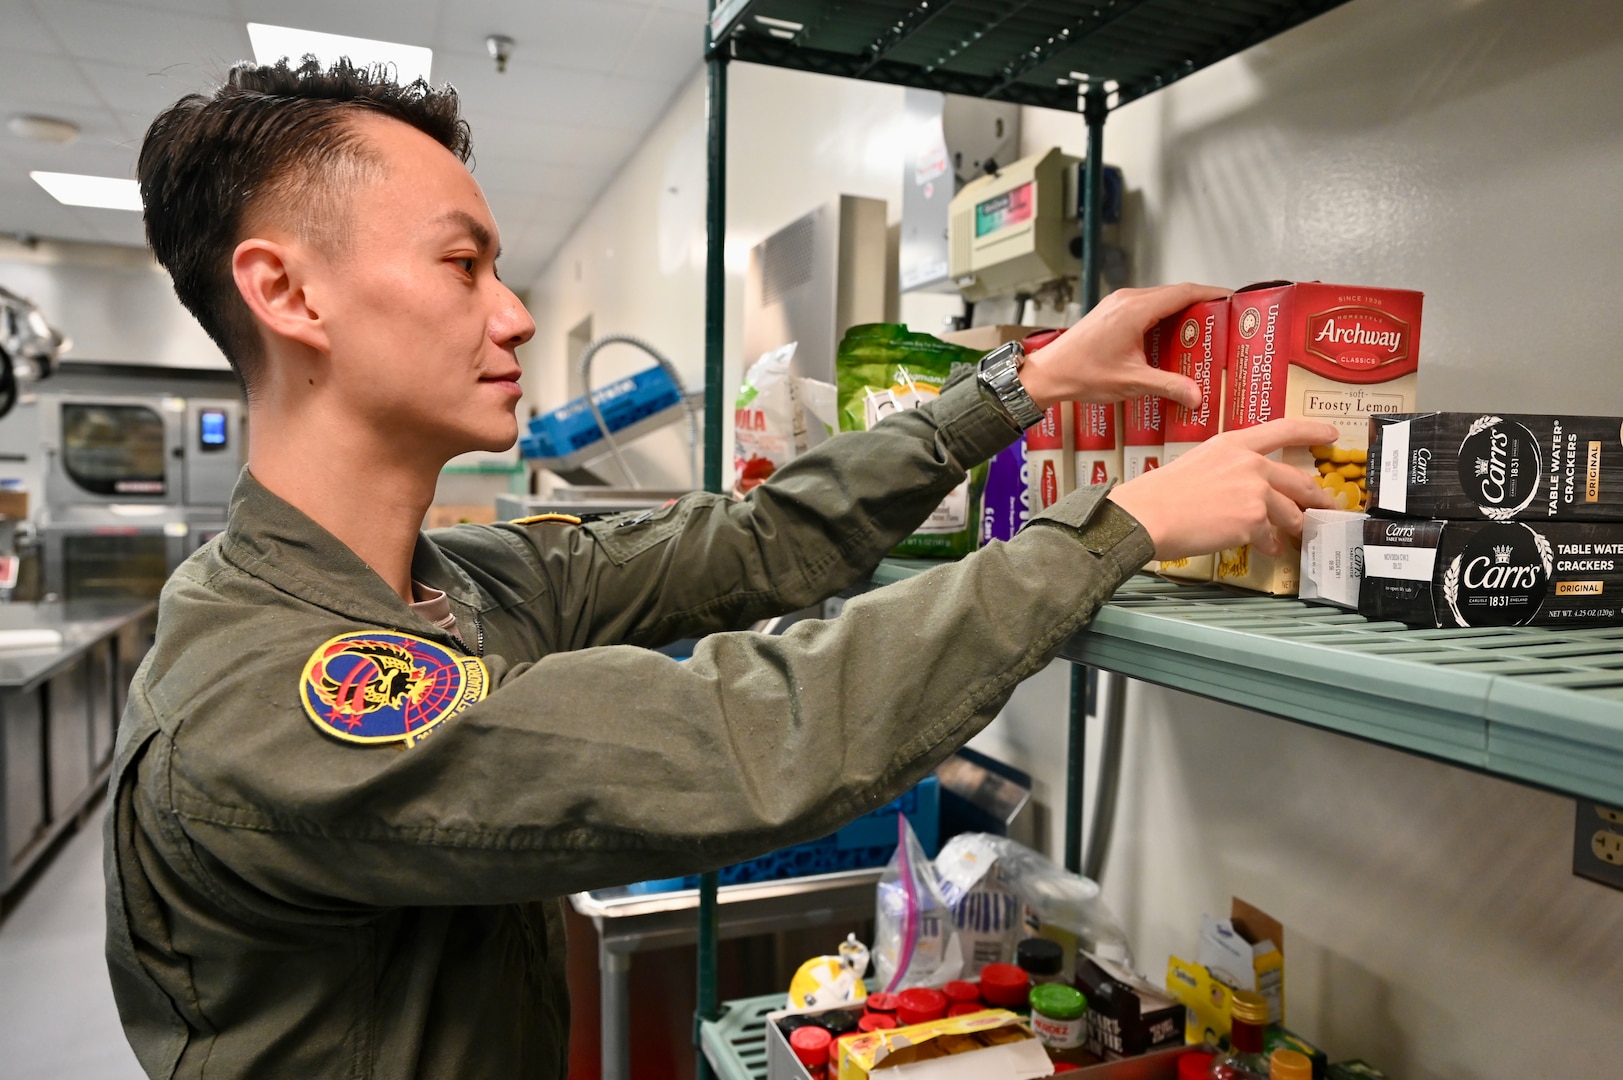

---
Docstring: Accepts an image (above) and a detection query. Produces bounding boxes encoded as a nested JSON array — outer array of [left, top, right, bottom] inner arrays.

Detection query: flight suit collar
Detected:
[[218, 468, 485, 635]]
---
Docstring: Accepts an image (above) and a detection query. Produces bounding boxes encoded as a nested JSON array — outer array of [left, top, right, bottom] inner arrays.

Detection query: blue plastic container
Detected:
[[626, 776, 941, 895], [520, 366, 682, 460]]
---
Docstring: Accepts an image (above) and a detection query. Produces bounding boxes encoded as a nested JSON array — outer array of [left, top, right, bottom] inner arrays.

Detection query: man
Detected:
[[107, 59, 1333, 1078]]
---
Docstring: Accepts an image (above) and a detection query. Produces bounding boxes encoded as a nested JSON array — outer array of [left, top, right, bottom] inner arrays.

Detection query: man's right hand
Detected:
[[1106, 420, 1341, 562]]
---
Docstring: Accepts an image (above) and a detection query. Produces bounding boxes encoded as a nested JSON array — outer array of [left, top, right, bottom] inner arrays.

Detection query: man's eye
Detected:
[[453, 257, 475, 274]]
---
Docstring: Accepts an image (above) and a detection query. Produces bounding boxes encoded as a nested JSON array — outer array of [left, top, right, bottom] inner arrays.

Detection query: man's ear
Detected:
[[232, 238, 329, 356]]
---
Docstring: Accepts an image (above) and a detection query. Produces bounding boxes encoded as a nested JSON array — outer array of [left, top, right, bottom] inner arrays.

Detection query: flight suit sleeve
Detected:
[[159, 488, 1153, 909], [483, 374, 1023, 652]]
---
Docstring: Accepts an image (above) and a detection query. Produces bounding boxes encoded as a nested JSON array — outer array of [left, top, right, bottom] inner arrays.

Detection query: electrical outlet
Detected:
[[1573, 800, 1623, 891]]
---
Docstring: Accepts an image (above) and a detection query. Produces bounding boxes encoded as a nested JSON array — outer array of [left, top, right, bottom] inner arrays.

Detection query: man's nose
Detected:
[[494, 283, 536, 347]]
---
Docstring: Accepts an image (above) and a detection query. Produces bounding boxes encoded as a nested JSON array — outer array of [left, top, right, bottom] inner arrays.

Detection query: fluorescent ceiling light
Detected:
[[247, 23, 432, 83], [30, 172, 142, 211]]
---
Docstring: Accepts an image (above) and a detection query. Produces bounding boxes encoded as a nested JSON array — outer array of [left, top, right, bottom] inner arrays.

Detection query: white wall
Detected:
[[0, 237, 227, 370], [520, 63, 955, 490], [527, 0, 1623, 1074]]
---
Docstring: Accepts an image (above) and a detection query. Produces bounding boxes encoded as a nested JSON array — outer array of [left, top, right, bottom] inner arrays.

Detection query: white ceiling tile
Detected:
[[4, 1, 63, 53], [0, 48, 107, 111], [0, 0, 699, 274], [437, 51, 608, 124], [0, 172, 108, 245], [0, 101, 128, 149], [651, 0, 712, 16], [34, 0, 250, 69], [6, 137, 138, 181], [617, 8, 704, 84], [89, 0, 250, 15], [434, 0, 651, 64], [580, 75, 681, 133], [471, 118, 589, 167], [78, 61, 225, 139], [84, 207, 151, 246], [233, 0, 443, 55]]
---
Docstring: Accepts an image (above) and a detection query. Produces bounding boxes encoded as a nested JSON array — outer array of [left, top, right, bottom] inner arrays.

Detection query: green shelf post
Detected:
[[1064, 83, 1110, 878], [697, 6, 730, 1078]]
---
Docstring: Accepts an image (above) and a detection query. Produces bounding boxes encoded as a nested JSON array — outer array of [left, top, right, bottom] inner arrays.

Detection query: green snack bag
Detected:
[[836, 323, 988, 558]]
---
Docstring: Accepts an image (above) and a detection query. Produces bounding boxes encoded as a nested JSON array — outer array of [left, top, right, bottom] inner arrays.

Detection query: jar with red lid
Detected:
[[789, 1025, 832, 1080], [977, 962, 1032, 1011], [894, 986, 948, 1026], [863, 992, 899, 1017], [941, 980, 981, 1008], [857, 1012, 897, 1033]]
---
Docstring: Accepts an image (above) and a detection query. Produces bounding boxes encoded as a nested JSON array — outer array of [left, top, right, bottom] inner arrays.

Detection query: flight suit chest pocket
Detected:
[[583, 503, 686, 566]]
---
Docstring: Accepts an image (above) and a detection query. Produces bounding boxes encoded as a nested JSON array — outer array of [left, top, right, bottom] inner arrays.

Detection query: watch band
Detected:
[[978, 340, 1045, 429]]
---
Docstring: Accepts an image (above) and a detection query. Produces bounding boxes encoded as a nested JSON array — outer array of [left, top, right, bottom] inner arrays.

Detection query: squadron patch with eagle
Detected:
[[300, 631, 488, 748]]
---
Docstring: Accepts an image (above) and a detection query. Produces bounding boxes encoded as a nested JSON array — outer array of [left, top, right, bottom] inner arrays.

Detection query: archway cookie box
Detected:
[[1215, 281, 1424, 594]]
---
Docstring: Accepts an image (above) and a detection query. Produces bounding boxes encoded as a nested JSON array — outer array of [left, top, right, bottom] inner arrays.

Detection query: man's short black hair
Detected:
[[138, 57, 471, 396]]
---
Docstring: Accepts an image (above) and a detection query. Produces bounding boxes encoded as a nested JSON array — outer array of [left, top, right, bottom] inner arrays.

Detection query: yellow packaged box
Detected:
[[834, 1009, 1053, 1080]]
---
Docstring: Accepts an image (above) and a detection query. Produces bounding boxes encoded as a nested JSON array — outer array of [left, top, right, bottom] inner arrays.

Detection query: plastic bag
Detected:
[[835, 324, 988, 557], [731, 342, 837, 497], [935, 833, 1131, 976], [873, 816, 963, 993]]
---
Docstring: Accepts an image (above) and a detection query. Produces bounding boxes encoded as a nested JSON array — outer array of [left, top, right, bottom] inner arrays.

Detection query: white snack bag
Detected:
[[732, 342, 836, 497]]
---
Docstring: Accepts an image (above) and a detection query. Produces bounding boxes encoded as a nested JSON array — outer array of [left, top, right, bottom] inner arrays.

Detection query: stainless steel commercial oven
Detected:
[[37, 392, 241, 600]]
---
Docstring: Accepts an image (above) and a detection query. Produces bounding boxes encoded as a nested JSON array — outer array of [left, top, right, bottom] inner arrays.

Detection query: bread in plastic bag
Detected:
[[935, 833, 1131, 978]]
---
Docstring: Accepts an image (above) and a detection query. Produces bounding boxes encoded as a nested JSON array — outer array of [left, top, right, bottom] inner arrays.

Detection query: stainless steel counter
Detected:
[[0, 599, 156, 902]]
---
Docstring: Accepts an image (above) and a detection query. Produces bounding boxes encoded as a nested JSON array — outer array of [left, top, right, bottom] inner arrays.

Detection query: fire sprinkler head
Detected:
[[486, 34, 515, 74]]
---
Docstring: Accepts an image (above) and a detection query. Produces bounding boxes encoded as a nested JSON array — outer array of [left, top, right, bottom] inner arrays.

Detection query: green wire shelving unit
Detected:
[[686, 3, 1427, 1078]]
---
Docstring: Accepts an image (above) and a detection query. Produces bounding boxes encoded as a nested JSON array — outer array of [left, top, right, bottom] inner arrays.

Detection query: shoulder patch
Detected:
[[300, 631, 488, 748], [509, 513, 582, 526]]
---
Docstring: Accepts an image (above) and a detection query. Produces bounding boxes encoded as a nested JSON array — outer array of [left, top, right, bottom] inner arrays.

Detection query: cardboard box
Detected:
[[0, 490, 28, 520], [1198, 899, 1284, 1026], [1217, 281, 1424, 594], [940, 325, 1045, 353], [1074, 402, 1122, 489], [1367, 412, 1623, 521], [1157, 298, 1229, 582], [1358, 517, 1623, 628], [1165, 955, 1233, 1047], [1299, 510, 1368, 609], [1075, 952, 1183, 1060]]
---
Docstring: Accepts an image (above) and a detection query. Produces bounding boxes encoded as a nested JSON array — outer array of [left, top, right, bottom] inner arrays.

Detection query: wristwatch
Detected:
[[977, 340, 1045, 429]]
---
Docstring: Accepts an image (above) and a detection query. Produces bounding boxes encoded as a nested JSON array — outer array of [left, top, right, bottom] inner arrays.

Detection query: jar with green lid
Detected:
[[1027, 984, 1096, 1067]]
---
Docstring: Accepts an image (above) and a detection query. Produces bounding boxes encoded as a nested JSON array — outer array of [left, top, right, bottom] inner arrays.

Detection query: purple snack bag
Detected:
[[979, 438, 1030, 546]]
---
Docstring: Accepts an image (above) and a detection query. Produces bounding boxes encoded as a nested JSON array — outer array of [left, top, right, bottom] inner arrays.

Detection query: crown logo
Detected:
[[1493, 544, 1513, 564], [1475, 458, 1490, 477]]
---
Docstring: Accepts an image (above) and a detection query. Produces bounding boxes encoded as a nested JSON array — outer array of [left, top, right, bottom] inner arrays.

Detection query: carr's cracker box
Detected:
[[1299, 510, 1368, 609], [1157, 297, 1230, 582], [1074, 402, 1122, 489], [1125, 318, 1169, 481], [1217, 281, 1424, 594], [1358, 517, 1623, 628], [1367, 412, 1623, 521]]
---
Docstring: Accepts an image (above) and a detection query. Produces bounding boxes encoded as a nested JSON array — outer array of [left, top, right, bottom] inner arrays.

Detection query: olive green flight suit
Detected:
[[104, 375, 1152, 1079]]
